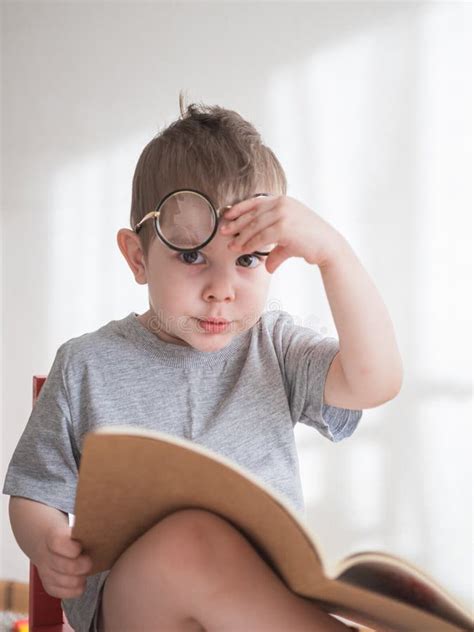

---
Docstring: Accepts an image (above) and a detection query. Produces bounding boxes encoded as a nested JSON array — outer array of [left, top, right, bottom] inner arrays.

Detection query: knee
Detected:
[[106, 510, 229, 601], [152, 509, 240, 582]]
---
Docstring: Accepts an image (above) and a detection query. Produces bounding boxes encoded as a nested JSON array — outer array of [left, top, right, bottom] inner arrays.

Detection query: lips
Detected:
[[199, 317, 230, 324], [197, 319, 231, 333]]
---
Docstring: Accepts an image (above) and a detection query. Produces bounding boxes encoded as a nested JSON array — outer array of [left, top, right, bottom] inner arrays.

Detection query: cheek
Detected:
[[157, 283, 188, 308], [158, 272, 197, 308], [241, 279, 269, 308]]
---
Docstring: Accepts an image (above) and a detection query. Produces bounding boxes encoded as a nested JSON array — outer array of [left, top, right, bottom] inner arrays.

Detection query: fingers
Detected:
[[39, 556, 90, 599], [49, 551, 93, 576], [222, 209, 279, 252], [47, 526, 82, 558], [223, 193, 276, 219], [39, 525, 93, 599], [220, 208, 259, 236], [44, 573, 88, 599], [234, 228, 278, 255], [232, 220, 279, 253], [264, 245, 292, 274], [46, 525, 93, 576]]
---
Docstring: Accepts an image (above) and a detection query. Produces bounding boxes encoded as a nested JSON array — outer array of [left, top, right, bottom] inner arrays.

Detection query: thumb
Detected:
[[46, 524, 81, 558], [62, 526, 83, 557], [265, 246, 291, 274]]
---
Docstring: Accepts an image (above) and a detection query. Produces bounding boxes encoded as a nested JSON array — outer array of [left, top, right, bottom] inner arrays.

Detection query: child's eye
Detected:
[[239, 255, 262, 268], [177, 251, 263, 268], [178, 251, 205, 265]]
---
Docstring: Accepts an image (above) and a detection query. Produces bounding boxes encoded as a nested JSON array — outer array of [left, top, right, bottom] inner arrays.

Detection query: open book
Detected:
[[72, 426, 473, 632]]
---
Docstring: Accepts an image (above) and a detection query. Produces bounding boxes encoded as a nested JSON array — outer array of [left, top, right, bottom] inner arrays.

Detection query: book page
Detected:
[[337, 559, 470, 628]]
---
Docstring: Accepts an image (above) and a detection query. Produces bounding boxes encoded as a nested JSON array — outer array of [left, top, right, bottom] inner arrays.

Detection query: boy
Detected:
[[3, 93, 403, 632]]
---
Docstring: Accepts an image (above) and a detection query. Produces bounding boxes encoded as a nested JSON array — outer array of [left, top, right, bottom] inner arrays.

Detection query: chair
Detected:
[[28, 375, 74, 632]]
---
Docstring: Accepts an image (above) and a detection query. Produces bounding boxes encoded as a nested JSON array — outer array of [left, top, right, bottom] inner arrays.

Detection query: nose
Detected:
[[202, 271, 236, 303]]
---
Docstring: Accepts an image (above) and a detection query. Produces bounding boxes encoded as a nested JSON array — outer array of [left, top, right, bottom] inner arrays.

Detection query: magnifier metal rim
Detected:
[[153, 188, 218, 253]]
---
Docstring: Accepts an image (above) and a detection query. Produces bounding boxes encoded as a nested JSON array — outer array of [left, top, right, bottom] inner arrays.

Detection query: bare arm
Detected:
[[320, 235, 403, 409], [9, 496, 69, 565], [9, 496, 92, 599]]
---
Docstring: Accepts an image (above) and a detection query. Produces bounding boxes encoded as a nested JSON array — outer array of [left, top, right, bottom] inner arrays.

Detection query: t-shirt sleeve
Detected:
[[271, 311, 362, 442], [2, 343, 79, 514]]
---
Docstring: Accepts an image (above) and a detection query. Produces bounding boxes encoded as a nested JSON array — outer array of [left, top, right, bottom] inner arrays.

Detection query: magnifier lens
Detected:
[[158, 191, 215, 250]]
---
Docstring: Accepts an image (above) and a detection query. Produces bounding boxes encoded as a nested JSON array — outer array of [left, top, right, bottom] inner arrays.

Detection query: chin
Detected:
[[192, 334, 234, 352]]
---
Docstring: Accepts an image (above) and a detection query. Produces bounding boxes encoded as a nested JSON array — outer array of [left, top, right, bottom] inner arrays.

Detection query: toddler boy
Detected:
[[3, 93, 403, 632]]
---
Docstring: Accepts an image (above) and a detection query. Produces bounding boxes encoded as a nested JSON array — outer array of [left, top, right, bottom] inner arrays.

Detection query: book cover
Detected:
[[72, 426, 473, 632]]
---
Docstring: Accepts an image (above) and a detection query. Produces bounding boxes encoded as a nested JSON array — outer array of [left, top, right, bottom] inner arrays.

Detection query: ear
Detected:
[[116, 228, 148, 285]]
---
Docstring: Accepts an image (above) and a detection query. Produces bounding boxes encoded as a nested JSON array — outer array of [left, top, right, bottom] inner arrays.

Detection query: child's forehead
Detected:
[[160, 173, 274, 205], [189, 179, 272, 205]]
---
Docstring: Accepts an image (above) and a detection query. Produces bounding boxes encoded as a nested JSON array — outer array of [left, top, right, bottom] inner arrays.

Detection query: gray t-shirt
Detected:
[[3, 309, 362, 632]]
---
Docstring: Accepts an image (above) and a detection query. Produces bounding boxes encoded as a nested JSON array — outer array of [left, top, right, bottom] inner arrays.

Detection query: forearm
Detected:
[[9, 496, 69, 565], [320, 234, 403, 403]]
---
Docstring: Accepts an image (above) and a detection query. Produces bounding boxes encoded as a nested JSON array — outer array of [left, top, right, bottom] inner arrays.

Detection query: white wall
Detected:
[[1, 0, 472, 615]]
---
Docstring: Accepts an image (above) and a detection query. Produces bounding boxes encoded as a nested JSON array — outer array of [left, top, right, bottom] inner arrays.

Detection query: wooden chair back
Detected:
[[29, 375, 74, 632]]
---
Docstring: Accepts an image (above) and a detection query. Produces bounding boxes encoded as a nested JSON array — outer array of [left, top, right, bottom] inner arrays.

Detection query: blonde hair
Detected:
[[130, 90, 288, 261]]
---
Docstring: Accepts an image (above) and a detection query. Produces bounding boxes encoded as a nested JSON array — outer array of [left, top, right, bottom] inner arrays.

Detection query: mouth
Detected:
[[199, 317, 230, 324], [197, 319, 231, 333]]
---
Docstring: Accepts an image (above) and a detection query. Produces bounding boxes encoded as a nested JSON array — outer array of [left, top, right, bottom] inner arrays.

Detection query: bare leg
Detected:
[[98, 509, 352, 631]]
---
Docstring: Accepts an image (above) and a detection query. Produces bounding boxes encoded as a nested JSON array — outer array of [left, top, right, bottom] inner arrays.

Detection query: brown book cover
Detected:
[[72, 426, 473, 632]]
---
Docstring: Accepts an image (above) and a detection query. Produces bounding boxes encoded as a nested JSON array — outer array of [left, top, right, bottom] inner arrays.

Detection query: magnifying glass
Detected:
[[134, 189, 276, 256]]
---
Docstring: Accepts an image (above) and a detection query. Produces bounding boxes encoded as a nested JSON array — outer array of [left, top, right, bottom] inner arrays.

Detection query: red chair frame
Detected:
[[29, 375, 74, 632]]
